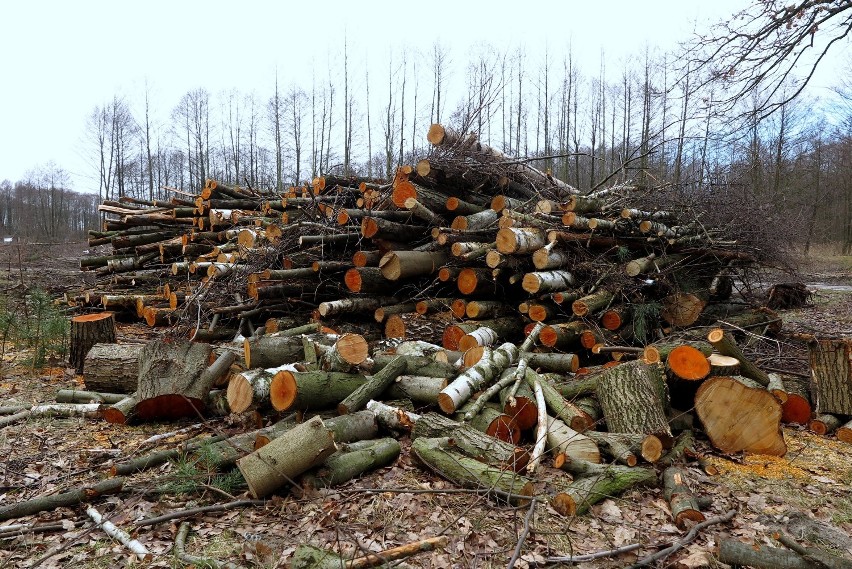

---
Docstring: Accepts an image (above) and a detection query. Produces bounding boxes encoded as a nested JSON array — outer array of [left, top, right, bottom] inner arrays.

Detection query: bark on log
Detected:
[[411, 437, 534, 505], [82, 343, 142, 393], [411, 412, 530, 472], [270, 371, 365, 412], [522, 270, 576, 294], [385, 375, 448, 405], [546, 416, 601, 464], [807, 338, 852, 415], [300, 438, 401, 492], [550, 464, 656, 516], [717, 540, 813, 569], [379, 250, 447, 281], [595, 360, 672, 438], [781, 374, 813, 425], [810, 413, 842, 435], [438, 343, 518, 414], [237, 415, 336, 498], [694, 376, 786, 455], [55, 389, 125, 404], [69, 313, 116, 374], [527, 370, 595, 432], [338, 356, 407, 414]]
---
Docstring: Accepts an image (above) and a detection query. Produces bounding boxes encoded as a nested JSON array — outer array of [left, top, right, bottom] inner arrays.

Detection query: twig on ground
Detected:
[[133, 499, 266, 527], [175, 521, 245, 569], [543, 543, 644, 564], [507, 499, 537, 569], [628, 508, 737, 568]]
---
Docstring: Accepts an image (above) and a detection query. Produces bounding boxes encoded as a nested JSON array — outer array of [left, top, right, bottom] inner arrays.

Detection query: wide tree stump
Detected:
[[595, 360, 672, 439], [695, 376, 786, 456], [133, 340, 214, 421], [69, 313, 116, 374], [83, 343, 143, 393]]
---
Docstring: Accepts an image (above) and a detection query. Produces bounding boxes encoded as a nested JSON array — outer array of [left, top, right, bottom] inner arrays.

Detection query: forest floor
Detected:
[[0, 245, 850, 568]]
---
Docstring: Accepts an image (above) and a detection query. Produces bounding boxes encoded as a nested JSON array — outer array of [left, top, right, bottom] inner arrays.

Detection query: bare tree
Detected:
[[686, 0, 852, 119]]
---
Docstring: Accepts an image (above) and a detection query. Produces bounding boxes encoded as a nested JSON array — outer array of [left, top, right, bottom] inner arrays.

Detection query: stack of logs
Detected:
[[68, 123, 852, 521]]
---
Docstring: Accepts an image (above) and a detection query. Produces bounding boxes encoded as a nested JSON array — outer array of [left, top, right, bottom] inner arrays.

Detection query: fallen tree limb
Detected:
[[291, 535, 448, 569], [0, 477, 125, 521], [134, 499, 266, 528]]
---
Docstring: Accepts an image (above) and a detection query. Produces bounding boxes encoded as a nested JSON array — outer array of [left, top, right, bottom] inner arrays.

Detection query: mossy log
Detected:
[[300, 438, 401, 491], [550, 463, 656, 516]]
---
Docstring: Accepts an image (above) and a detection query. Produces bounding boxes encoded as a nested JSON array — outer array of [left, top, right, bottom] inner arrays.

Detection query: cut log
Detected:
[[571, 290, 615, 317], [320, 333, 370, 371], [385, 375, 447, 405], [522, 270, 576, 294], [338, 356, 407, 414], [237, 415, 336, 499], [379, 250, 447, 281], [55, 389, 125, 405], [291, 536, 448, 569], [807, 337, 852, 415], [837, 418, 852, 443], [438, 342, 518, 414], [458, 403, 522, 444], [270, 371, 366, 412], [501, 373, 539, 431], [69, 313, 116, 374], [411, 437, 533, 505], [546, 416, 601, 464], [707, 328, 770, 386], [540, 321, 585, 348], [595, 360, 672, 438], [82, 343, 143, 393], [244, 332, 335, 369], [666, 345, 711, 381], [781, 374, 813, 425], [694, 376, 786, 455], [707, 353, 741, 377], [584, 431, 664, 464], [661, 293, 706, 327], [227, 364, 297, 413], [411, 412, 529, 472], [300, 438, 401, 492], [496, 227, 548, 254], [810, 413, 841, 435], [662, 466, 706, 529], [550, 464, 656, 516]]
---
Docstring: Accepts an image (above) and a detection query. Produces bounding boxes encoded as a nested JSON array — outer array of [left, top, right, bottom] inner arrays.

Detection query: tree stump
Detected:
[[83, 343, 143, 393], [134, 340, 213, 421], [69, 313, 116, 374]]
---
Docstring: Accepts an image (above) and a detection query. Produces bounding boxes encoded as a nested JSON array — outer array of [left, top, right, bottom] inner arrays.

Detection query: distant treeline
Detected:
[[0, 165, 99, 240]]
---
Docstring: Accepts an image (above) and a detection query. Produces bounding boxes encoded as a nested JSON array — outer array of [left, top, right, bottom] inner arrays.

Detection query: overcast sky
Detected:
[[0, 0, 845, 193]]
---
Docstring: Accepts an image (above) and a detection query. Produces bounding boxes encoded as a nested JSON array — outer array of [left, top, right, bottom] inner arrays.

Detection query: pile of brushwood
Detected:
[[5, 123, 850, 567]]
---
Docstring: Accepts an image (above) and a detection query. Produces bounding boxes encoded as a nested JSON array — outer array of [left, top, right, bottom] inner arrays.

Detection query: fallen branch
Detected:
[[86, 505, 151, 560], [543, 543, 644, 564], [133, 499, 266, 527], [175, 521, 245, 569], [628, 508, 736, 568], [507, 499, 537, 569], [0, 477, 125, 521]]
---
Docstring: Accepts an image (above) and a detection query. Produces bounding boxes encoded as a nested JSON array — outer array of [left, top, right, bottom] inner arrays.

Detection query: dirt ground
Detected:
[[0, 246, 851, 568]]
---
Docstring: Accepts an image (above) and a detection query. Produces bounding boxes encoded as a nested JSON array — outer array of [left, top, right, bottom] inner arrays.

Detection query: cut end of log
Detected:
[[427, 123, 446, 146], [344, 268, 365, 293], [71, 312, 115, 323], [661, 293, 706, 327], [135, 395, 204, 421], [361, 217, 380, 238], [551, 492, 578, 516], [442, 325, 466, 351], [504, 397, 538, 431], [437, 393, 456, 414], [226, 374, 254, 414], [780, 394, 812, 425], [270, 371, 297, 411], [640, 435, 664, 463], [667, 346, 711, 381], [384, 315, 406, 339], [462, 346, 486, 368], [457, 268, 480, 295], [336, 334, 369, 365], [451, 299, 467, 319], [600, 309, 624, 331], [485, 415, 522, 444], [643, 346, 661, 364], [706, 328, 726, 344]]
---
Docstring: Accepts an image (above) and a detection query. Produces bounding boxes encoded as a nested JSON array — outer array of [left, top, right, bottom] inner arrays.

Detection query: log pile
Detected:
[[63, 123, 852, 531]]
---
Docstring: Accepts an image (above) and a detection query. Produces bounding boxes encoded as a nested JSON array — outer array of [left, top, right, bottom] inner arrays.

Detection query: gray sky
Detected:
[[0, 0, 844, 193]]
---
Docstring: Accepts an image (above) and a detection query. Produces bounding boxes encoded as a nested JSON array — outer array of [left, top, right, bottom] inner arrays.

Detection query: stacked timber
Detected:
[[68, 123, 852, 525]]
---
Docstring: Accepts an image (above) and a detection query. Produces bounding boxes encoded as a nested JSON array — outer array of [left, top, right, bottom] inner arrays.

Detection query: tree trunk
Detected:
[[69, 313, 116, 374], [595, 360, 672, 438], [82, 343, 143, 393], [807, 338, 852, 415]]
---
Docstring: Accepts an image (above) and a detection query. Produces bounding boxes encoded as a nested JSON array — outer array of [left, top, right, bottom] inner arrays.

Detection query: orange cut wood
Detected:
[[666, 345, 711, 381]]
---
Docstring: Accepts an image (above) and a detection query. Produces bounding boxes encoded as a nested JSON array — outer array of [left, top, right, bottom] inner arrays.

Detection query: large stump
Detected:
[[83, 343, 143, 393], [694, 376, 786, 456], [69, 313, 116, 374]]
